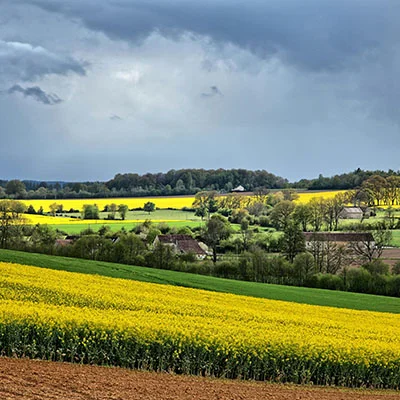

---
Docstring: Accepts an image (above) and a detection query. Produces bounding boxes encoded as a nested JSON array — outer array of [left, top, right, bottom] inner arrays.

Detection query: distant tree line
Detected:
[[4, 168, 400, 200], [0, 169, 288, 199], [293, 168, 400, 190]]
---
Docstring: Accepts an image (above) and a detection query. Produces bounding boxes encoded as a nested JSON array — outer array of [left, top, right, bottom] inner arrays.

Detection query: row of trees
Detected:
[[1, 169, 288, 199], [351, 175, 400, 206], [5, 168, 400, 200]]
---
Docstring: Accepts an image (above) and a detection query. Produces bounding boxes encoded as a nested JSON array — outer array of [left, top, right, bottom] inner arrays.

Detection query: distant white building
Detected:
[[231, 185, 245, 193]]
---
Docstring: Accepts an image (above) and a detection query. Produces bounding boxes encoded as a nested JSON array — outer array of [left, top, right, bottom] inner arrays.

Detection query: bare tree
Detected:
[[349, 227, 392, 263]]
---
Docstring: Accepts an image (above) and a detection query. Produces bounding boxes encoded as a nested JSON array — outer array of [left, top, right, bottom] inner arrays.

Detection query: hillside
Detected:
[[1, 249, 400, 314]]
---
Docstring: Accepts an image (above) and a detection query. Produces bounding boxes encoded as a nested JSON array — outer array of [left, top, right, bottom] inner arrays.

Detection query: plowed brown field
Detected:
[[0, 358, 398, 400]]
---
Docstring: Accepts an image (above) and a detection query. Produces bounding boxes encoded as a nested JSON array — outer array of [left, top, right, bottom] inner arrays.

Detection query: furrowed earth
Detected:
[[0, 357, 398, 400]]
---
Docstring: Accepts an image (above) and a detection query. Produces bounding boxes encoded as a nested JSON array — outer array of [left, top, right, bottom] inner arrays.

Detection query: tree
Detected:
[[118, 204, 129, 220], [49, 202, 59, 217], [240, 218, 253, 251], [194, 205, 207, 220], [30, 224, 57, 252], [362, 175, 387, 206], [349, 226, 392, 263], [82, 204, 100, 219], [324, 194, 345, 231], [280, 221, 305, 263], [107, 203, 117, 219], [203, 214, 231, 263], [292, 204, 311, 231], [26, 205, 36, 214], [0, 200, 27, 248], [193, 191, 218, 219], [143, 201, 156, 214], [293, 252, 315, 284], [270, 200, 295, 230], [308, 198, 326, 232], [5, 180, 26, 197]]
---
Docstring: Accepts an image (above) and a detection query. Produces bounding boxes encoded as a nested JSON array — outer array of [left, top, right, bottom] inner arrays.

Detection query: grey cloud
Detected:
[[0, 39, 86, 83], [110, 115, 122, 121], [201, 86, 223, 98], [21, 0, 398, 72], [7, 84, 62, 105]]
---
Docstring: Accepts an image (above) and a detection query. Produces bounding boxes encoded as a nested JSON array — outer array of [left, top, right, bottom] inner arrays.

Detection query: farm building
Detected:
[[339, 207, 363, 219], [303, 232, 375, 248], [154, 234, 208, 259]]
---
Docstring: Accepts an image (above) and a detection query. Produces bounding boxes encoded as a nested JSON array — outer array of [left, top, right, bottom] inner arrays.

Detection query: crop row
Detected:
[[0, 262, 399, 387]]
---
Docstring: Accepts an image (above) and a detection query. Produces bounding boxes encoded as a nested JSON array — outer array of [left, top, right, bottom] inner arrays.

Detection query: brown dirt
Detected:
[[381, 248, 400, 267], [0, 358, 398, 400]]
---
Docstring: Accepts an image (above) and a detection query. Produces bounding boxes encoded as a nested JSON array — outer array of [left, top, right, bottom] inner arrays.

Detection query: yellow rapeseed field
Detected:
[[21, 191, 345, 214], [0, 262, 399, 387], [21, 196, 196, 213], [295, 190, 346, 204]]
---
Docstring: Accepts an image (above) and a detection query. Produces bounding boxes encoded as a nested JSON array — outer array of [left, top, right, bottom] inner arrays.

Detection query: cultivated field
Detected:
[[1, 358, 398, 400], [1, 261, 400, 388], [21, 196, 196, 213], [1, 249, 400, 314], [18, 191, 346, 233], [21, 190, 345, 213]]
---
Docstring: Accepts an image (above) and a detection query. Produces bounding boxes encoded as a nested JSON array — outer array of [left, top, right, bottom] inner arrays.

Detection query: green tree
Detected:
[[292, 204, 312, 232], [0, 200, 27, 248], [193, 191, 218, 219], [5, 180, 26, 197], [107, 203, 118, 219], [203, 214, 231, 263], [30, 224, 57, 252], [281, 221, 305, 263], [143, 201, 156, 215], [293, 252, 315, 284], [82, 204, 100, 219], [270, 200, 295, 230], [49, 202, 59, 217], [118, 204, 129, 220]]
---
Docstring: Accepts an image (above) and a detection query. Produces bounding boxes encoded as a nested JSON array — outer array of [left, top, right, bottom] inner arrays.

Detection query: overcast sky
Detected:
[[0, 0, 398, 182]]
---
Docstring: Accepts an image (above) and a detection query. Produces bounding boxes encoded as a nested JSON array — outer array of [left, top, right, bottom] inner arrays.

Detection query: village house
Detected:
[[153, 234, 208, 260]]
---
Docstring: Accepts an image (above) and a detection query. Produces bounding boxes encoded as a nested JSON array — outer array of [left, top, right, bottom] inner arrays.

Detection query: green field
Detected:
[[53, 220, 204, 234], [1, 249, 400, 314]]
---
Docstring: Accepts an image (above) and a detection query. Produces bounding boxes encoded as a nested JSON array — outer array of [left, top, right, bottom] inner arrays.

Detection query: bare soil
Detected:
[[381, 248, 400, 267], [0, 358, 398, 400]]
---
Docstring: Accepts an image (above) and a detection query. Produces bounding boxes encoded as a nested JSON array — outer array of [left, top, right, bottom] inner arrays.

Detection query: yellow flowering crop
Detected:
[[0, 262, 399, 387], [21, 196, 196, 213], [295, 190, 347, 204]]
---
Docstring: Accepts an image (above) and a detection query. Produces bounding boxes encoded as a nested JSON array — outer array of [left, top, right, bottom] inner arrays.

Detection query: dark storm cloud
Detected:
[[7, 84, 62, 105], [20, 0, 398, 72], [0, 40, 86, 82], [201, 86, 223, 98]]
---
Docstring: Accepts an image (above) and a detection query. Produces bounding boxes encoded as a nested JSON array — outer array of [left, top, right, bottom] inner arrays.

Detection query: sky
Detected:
[[0, 0, 399, 182]]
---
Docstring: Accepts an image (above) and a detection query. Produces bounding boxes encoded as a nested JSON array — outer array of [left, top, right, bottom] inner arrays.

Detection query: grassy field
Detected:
[[1, 249, 400, 313], [51, 220, 203, 234], [23, 209, 204, 234]]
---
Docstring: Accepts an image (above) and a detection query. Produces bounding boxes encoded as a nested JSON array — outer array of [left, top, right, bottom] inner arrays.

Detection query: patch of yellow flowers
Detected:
[[21, 197, 196, 213], [0, 262, 399, 387]]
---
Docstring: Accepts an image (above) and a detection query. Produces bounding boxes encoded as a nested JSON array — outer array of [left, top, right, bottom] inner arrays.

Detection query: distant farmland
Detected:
[[21, 190, 345, 213]]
